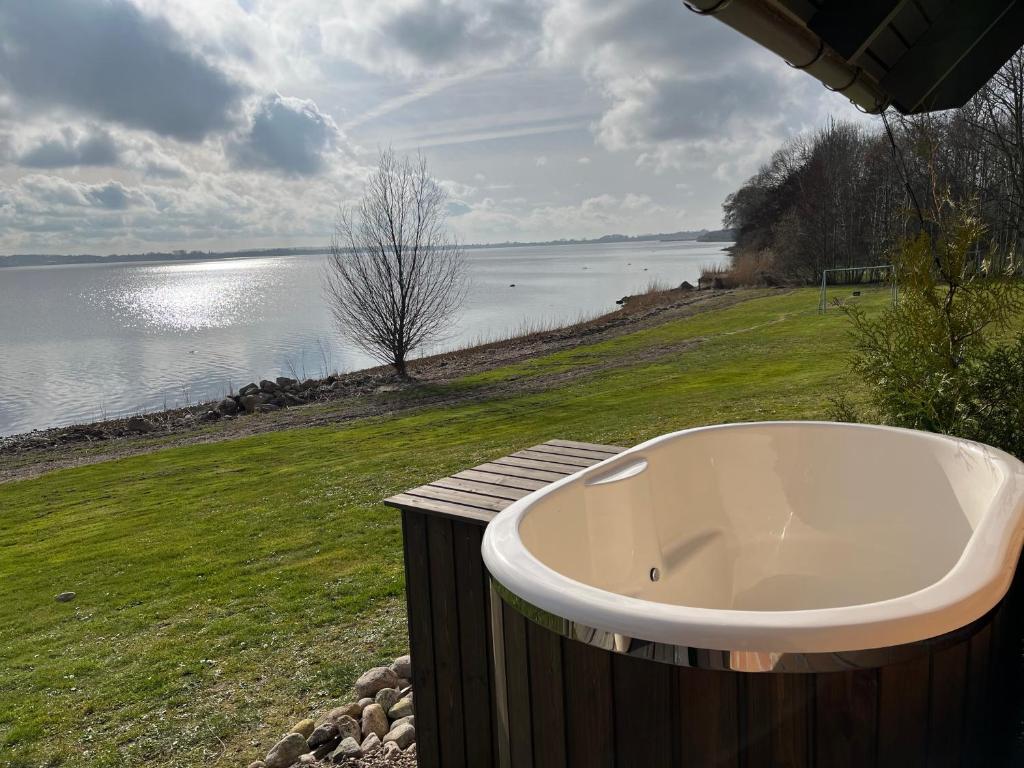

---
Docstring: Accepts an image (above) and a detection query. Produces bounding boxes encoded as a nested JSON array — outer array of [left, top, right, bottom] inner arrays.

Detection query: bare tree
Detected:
[[324, 150, 467, 378]]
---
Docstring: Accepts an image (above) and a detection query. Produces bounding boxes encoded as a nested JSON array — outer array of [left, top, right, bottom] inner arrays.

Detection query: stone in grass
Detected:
[[334, 714, 360, 743], [291, 719, 315, 739], [390, 654, 412, 680], [375, 687, 400, 713], [355, 666, 398, 699], [307, 721, 338, 749], [247, 762, 266, 768], [263, 732, 308, 768], [358, 697, 373, 710], [55, 592, 76, 603], [361, 732, 381, 754], [328, 702, 363, 722], [387, 697, 414, 720], [383, 722, 415, 750], [240, 394, 261, 413], [330, 737, 361, 762], [312, 737, 341, 760], [361, 703, 389, 739]]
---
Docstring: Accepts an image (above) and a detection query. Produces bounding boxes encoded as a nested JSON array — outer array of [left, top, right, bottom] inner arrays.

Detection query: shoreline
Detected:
[[0, 287, 773, 483]]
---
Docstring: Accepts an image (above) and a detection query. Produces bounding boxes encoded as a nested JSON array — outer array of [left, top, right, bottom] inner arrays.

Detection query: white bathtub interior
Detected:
[[517, 424, 1008, 612]]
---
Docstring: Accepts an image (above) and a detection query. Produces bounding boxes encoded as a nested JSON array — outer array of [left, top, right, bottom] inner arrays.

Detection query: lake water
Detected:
[[0, 240, 727, 436]]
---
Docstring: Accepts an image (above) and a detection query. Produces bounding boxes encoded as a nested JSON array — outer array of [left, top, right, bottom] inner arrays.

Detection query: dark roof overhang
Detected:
[[685, 0, 1024, 114]]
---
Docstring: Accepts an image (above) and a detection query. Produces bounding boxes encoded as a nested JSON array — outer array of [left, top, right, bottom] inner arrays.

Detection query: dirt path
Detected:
[[0, 288, 778, 483]]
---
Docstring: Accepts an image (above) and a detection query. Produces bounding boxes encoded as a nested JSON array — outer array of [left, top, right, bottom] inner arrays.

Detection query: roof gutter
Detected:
[[683, 0, 891, 114]]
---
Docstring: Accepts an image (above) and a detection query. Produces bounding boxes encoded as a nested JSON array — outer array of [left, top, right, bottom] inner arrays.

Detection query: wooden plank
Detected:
[[878, 655, 930, 768], [401, 511, 441, 767], [452, 523, 494, 767], [513, 449, 595, 468], [492, 455, 577, 474], [743, 674, 775, 768], [773, 675, 812, 768], [815, 670, 878, 768], [407, 484, 511, 513], [563, 639, 614, 768], [612, 654, 673, 766], [455, 469, 548, 492], [544, 438, 625, 453], [526, 444, 616, 461], [502, 601, 534, 768], [426, 516, 467, 768], [962, 624, 992, 766], [526, 620, 567, 768], [431, 476, 530, 502], [678, 667, 740, 767], [385, 492, 494, 524], [927, 641, 968, 768], [474, 462, 567, 483]]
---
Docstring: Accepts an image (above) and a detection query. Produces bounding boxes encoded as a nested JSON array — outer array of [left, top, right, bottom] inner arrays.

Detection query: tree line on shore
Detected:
[[718, 49, 1024, 286]]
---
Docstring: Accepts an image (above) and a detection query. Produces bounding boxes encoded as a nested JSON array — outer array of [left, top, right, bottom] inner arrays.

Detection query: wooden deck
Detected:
[[383, 439, 623, 768]]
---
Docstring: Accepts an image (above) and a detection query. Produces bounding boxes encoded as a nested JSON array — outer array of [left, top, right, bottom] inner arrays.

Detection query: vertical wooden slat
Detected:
[[452, 523, 493, 767], [611, 654, 673, 766], [678, 667, 740, 767], [743, 674, 775, 768], [815, 669, 878, 768], [927, 641, 968, 768], [563, 639, 614, 768], [503, 601, 535, 768], [878, 655, 930, 768], [401, 511, 441, 768], [526, 620, 568, 768], [425, 516, 467, 768], [742, 674, 811, 768], [963, 624, 993, 767]]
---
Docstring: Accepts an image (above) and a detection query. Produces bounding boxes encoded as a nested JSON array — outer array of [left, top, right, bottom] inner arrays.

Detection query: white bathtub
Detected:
[[482, 422, 1024, 658]]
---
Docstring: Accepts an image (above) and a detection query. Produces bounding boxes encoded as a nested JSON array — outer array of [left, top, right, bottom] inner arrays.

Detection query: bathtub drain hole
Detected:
[[649, 567, 660, 582]]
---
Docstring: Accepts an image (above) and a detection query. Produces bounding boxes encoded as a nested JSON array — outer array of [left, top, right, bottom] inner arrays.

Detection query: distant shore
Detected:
[[0, 229, 735, 269]]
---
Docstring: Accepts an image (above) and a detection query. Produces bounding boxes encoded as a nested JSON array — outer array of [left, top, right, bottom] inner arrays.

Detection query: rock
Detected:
[[387, 697, 414, 720], [254, 403, 280, 413], [259, 379, 280, 393], [405, 743, 416, 756], [361, 733, 381, 755], [328, 702, 363, 721], [308, 721, 338, 749], [679, 280, 695, 290], [276, 376, 298, 388], [358, 697, 373, 709], [287, 718, 313, 740], [247, 762, 267, 768], [383, 722, 415, 750], [299, 755, 317, 766], [200, 409, 220, 422], [125, 416, 155, 434], [218, 397, 239, 415], [55, 591, 76, 603], [240, 394, 260, 414], [375, 687, 400, 714], [283, 393, 304, 406], [382, 741, 401, 758], [355, 667, 398, 699], [330, 737, 361, 762], [391, 715, 414, 730], [312, 736, 341, 760], [390, 655, 412, 680], [263, 732, 308, 768], [239, 382, 260, 396], [334, 714, 360, 743], [361, 703, 388, 739]]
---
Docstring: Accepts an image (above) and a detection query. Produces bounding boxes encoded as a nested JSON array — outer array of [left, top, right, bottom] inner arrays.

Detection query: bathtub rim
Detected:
[[481, 421, 1024, 656]]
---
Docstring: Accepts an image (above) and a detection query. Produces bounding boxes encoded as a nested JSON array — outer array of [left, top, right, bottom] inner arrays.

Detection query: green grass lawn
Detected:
[[0, 287, 886, 767]]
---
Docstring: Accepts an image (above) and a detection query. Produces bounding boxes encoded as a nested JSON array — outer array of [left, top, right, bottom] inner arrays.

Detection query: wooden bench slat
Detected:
[[513, 449, 595, 468], [528, 443, 618, 461], [386, 493, 495, 524], [472, 462, 567, 483], [545, 438, 625, 454], [409, 485, 512, 513], [491, 455, 578, 474], [454, 469, 548, 492], [432, 477, 532, 502]]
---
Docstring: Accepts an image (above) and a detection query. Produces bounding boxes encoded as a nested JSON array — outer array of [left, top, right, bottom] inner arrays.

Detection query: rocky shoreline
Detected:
[[252, 655, 418, 768]]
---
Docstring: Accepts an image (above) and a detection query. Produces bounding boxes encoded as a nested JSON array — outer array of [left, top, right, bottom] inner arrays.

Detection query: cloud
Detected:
[[0, 0, 247, 141], [228, 94, 342, 176], [17, 175, 154, 211], [17, 127, 123, 168]]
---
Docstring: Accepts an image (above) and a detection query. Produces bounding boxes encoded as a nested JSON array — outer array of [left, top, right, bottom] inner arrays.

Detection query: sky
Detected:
[[0, 0, 874, 254]]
